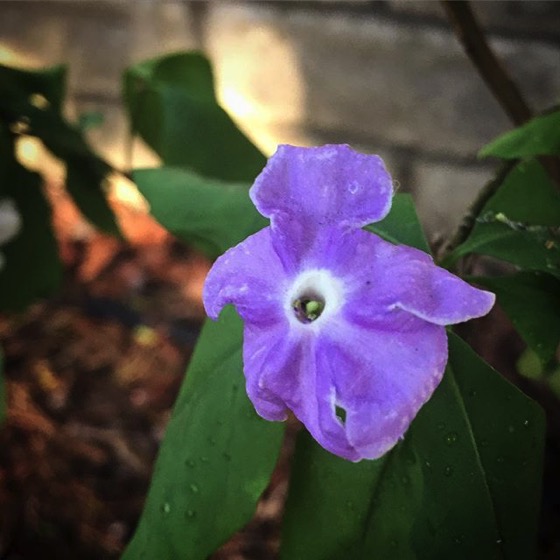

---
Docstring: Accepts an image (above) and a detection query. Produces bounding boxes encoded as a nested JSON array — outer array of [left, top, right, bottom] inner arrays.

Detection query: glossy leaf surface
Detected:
[[480, 110, 560, 159], [122, 307, 285, 560], [453, 160, 560, 276], [281, 335, 544, 560], [133, 167, 267, 259], [475, 272, 560, 364]]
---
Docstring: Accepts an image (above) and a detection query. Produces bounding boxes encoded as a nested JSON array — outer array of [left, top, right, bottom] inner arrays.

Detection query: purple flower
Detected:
[[203, 145, 495, 462]]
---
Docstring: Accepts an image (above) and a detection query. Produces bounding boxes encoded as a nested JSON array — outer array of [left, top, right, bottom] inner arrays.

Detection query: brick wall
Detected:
[[1, 1, 559, 237]]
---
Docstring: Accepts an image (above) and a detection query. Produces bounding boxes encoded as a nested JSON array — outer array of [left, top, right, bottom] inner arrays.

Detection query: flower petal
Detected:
[[249, 145, 393, 271], [202, 227, 287, 325], [312, 228, 495, 328], [371, 243, 496, 325], [243, 321, 361, 461], [318, 316, 448, 460]]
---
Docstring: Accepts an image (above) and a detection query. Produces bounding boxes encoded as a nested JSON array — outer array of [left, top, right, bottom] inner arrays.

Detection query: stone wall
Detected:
[[1, 1, 559, 237]]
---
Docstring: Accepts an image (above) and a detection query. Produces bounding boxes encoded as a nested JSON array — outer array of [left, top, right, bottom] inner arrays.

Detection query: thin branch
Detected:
[[441, 1, 532, 126], [439, 1, 560, 263], [438, 159, 517, 264]]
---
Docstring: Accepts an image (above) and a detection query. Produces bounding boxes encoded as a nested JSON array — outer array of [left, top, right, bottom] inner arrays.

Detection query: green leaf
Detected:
[[124, 52, 266, 182], [11, 104, 120, 236], [122, 306, 284, 560], [133, 166, 267, 259], [480, 110, 560, 159], [65, 159, 120, 237], [453, 160, 560, 275], [280, 334, 544, 560], [0, 62, 67, 113], [0, 164, 62, 311], [474, 272, 560, 364], [367, 193, 430, 253], [0, 64, 120, 236]]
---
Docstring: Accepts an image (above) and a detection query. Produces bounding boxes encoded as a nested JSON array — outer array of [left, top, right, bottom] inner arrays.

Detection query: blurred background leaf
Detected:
[[124, 52, 266, 182], [133, 167, 266, 259]]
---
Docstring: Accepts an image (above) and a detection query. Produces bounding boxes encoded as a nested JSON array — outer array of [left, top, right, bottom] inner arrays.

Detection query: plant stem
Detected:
[[439, 1, 560, 263], [441, 1, 532, 126]]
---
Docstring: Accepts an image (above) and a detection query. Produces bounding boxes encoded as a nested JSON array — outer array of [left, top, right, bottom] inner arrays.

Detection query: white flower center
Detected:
[[285, 269, 345, 329]]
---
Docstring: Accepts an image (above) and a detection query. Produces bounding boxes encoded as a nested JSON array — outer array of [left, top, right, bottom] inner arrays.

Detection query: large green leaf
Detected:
[[367, 193, 430, 253], [480, 110, 560, 159], [0, 163, 62, 311], [452, 160, 560, 276], [124, 52, 266, 182], [122, 307, 285, 560], [281, 334, 544, 560], [133, 167, 267, 259], [475, 272, 560, 364]]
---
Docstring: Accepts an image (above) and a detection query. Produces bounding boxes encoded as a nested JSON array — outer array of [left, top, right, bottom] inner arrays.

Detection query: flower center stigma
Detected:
[[292, 293, 325, 323]]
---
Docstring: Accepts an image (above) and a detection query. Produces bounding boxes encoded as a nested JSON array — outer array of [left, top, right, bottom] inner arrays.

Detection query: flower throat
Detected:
[[292, 293, 325, 323]]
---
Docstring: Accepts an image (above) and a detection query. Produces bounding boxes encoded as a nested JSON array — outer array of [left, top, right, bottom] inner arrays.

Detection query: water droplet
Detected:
[[523, 419, 531, 428], [161, 502, 171, 515], [424, 460, 432, 469], [189, 483, 199, 494], [444, 465, 454, 477], [445, 431, 458, 446], [496, 538, 503, 545], [454, 534, 465, 544], [200, 456, 209, 463], [185, 510, 196, 519], [208, 436, 217, 446], [508, 425, 515, 434], [436, 421, 446, 431], [468, 389, 477, 398], [185, 459, 196, 468], [223, 452, 232, 462]]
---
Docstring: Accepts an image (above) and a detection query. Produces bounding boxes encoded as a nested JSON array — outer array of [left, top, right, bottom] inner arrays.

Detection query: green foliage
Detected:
[[480, 110, 560, 159], [0, 162, 61, 311], [367, 193, 430, 253], [0, 62, 121, 312], [474, 272, 560, 365], [281, 334, 544, 560], [133, 167, 267, 259], [124, 52, 266, 182], [0, 62, 120, 237], [452, 160, 560, 276], [121, 306, 285, 560]]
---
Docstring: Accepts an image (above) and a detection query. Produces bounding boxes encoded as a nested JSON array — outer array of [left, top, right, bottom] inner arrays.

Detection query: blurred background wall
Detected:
[[1, 0, 560, 238]]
